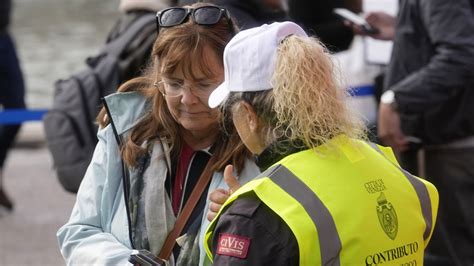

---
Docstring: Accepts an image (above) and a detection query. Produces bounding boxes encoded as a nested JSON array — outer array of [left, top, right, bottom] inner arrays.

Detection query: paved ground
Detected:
[[0, 123, 76, 265]]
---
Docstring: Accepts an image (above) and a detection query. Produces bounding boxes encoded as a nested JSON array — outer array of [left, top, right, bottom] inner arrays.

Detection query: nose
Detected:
[[180, 85, 200, 105]]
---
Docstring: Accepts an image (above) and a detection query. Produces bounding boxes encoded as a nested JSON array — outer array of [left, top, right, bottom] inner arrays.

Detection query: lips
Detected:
[[183, 111, 207, 114], [180, 110, 212, 117], [181, 110, 208, 114]]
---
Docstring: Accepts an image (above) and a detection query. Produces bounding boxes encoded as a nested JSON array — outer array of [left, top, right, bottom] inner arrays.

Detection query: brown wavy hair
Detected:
[[97, 3, 249, 172]]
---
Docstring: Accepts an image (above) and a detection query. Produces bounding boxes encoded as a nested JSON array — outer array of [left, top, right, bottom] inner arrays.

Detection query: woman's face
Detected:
[[231, 101, 267, 155], [162, 47, 223, 135]]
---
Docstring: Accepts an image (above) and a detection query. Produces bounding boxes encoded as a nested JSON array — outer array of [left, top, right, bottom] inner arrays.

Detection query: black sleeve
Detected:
[[392, 0, 474, 112], [288, 0, 354, 52], [211, 192, 299, 266]]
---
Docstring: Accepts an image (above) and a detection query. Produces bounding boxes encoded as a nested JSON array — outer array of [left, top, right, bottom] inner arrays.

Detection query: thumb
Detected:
[[224, 164, 241, 194]]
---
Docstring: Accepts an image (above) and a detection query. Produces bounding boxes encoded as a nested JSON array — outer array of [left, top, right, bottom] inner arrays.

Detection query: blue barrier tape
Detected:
[[0, 109, 49, 125], [1, 87, 373, 124], [348, 85, 375, 97]]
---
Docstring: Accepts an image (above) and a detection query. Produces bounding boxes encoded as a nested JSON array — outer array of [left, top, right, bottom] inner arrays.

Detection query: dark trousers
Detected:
[[400, 147, 474, 266], [0, 32, 26, 167]]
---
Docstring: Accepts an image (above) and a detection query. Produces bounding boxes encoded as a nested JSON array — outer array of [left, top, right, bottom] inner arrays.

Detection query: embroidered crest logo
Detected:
[[376, 192, 398, 240]]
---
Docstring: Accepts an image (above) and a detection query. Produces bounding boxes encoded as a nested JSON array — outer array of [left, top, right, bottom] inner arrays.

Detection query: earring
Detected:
[[154, 81, 165, 96]]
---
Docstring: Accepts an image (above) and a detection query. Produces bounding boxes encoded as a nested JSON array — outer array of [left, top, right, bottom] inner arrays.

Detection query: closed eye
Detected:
[[197, 82, 213, 89], [166, 81, 183, 89]]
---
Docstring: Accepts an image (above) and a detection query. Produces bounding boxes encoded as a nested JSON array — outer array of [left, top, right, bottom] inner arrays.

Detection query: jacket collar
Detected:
[[254, 139, 306, 172], [103, 91, 151, 136]]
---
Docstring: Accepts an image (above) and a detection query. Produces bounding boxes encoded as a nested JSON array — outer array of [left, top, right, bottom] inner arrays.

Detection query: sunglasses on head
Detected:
[[156, 6, 235, 34]]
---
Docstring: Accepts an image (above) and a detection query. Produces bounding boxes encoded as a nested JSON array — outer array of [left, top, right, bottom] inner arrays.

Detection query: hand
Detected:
[[207, 165, 241, 221], [377, 103, 409, 152], [365, 12, 396, 40], [345, 11, 396, 40]]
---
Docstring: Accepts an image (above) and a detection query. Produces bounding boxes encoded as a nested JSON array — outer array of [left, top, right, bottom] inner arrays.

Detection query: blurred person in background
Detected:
[[0, 0, 26, 212], [57, 3, 259, 265], [178, 0, 288, 30], [107, 0, 177, 80], [348, 0, 474, 264], [208, 0, 288, 29], [181, 0, 357, 51], [287, 0, 359, 52], [204, 21, 438, 265]]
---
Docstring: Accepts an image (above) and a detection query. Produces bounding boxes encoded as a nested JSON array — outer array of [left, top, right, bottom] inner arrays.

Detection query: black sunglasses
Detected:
[[156, 6, 235, 34]]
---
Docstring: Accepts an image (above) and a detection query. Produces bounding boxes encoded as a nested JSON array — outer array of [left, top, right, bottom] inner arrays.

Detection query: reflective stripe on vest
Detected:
[[366, 142, 433, 241], [263, 164, 342, 265], [204, 163, 342, 265], [205, 137, 436, 265]]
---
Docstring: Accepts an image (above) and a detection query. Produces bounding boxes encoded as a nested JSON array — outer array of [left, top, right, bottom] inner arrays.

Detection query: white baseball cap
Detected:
[[208, 21, 307, 108]]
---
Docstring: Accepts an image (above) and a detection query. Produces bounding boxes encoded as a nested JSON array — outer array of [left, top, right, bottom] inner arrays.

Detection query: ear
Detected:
[[239, 101, 260, 133]]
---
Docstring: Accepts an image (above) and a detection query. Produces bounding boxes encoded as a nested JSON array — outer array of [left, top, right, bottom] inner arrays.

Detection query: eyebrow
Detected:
[[164, 77, 215, 83]]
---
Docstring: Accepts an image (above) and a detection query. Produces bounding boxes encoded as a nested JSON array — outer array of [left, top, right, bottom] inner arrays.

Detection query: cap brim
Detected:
[[208, 82, 230, 108]]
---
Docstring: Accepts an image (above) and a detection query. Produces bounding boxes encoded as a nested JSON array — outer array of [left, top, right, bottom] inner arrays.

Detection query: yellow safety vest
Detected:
[[205, 135, 438, 265]]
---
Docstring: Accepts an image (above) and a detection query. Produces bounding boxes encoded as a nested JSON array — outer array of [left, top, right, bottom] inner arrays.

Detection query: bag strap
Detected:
[[156, 155, 215, 263]]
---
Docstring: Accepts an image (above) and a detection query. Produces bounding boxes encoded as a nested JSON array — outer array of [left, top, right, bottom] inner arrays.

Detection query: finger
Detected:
[[224, 165, 241, 193], [394, 135, 410, 152], [365, 13, 378, 24], [209, 202, 222, 213], [397, 143, 410, 153], [383, 132, 409, 152], [207, 210, 217, 222], [347, 22, 366, 35], [343, 20, 353, 27], [208, 188, 230, 204]]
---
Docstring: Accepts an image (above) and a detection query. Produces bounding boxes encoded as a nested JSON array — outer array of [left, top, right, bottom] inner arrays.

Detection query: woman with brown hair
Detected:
[[204, 22, 438, 265], [57, 3, 259, 265]]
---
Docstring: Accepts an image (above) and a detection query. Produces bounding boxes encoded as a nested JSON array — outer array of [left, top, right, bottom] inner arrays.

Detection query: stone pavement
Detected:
[[0, 123, 76, 265]]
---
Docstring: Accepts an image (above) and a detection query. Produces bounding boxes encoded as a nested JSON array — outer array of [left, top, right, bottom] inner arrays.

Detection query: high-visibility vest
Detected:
[[205, 135, 438, 266]]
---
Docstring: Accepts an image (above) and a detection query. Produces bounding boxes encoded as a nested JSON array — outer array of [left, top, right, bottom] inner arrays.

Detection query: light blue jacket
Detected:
[[57, 92, 260, 265]]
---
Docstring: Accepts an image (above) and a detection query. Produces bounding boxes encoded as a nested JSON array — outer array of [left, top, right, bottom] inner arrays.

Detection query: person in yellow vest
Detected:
[[204, 21, 439, 265]]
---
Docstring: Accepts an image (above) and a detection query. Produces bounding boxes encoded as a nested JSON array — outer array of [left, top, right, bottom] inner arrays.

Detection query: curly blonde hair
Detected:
[[226, 35, 366, 151], [271, 35, 366, 148]]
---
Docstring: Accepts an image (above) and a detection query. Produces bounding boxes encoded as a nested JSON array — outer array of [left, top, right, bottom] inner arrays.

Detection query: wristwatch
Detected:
[[380, 90, 398, 110]]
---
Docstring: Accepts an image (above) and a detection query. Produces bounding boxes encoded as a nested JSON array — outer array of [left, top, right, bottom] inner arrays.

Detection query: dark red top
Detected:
[[172, 143, 194, 215]]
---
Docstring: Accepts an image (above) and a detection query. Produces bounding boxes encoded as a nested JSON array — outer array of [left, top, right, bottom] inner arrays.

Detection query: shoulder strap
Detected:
[[156, 156, 215, 263], [105, 13, 156, 57]]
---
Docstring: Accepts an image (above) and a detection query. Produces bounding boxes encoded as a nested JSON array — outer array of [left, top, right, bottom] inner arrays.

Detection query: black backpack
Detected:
[[43, 13, 156, 193]]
